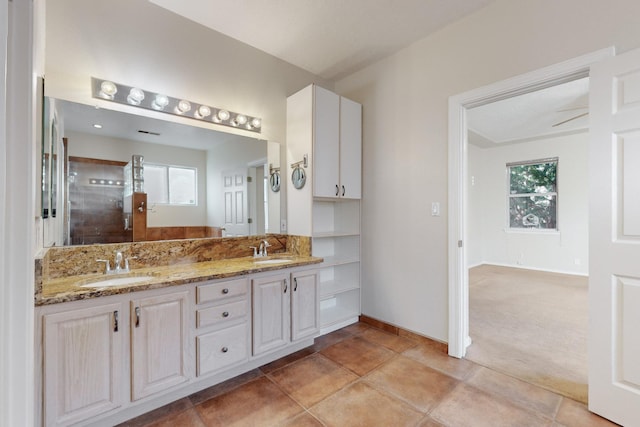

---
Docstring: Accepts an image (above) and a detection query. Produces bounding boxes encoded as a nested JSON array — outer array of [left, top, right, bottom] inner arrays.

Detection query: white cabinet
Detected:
[[130, 291, 189, 401], [43, 302, 126, 426], [287, 84, 362, 200], [41, 290, 189, 426], [287, 84, 362, 335], [252, 271, 318, 356]]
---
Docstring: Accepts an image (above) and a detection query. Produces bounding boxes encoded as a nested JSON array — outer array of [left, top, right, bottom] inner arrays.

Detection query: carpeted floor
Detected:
[[466, 264, 588, 403]]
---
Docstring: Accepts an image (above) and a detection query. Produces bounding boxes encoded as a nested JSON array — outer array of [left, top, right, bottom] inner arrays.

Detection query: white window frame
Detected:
[[145, 163, 198, 206], [506, 157, 558, 232]]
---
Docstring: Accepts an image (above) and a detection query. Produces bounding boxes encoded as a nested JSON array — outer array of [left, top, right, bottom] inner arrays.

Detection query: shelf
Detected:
[[312, 231, 360, 238], [318, 256, 360, 267], [319, 288, 360, 328], [319, 279, 360, 298]]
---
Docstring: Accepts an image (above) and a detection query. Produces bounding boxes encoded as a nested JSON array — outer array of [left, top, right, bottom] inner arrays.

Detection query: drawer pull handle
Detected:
[[222, 288, 229, 294], [283, 279, 288, 294], [221, 347, 229, 353], [294, 277, 298, 292], [222, 311, 229, 318], [342, 185, 345, 197], [113, 310, 119, 332], [335, 185, 339, 196]]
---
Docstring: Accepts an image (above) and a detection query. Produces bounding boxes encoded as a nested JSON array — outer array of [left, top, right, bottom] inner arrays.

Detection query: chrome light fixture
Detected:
[[91, 77, 262, 133]]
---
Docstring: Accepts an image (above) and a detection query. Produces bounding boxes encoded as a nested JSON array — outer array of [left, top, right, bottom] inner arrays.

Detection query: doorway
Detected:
[[447, 48, 614, 359]]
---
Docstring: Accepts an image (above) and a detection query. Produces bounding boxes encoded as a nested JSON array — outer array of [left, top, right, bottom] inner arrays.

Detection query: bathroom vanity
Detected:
[[34, 237, 322, 427]]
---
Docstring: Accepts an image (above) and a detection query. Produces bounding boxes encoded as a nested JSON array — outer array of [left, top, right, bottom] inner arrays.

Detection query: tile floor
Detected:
[[118, 322, 618, 427]]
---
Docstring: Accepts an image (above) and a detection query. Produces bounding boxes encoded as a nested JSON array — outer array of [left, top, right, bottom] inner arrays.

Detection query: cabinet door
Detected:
[[339, 96, 362, 199], [43, 302, 125, 426], [291, 270, 319, 341], [313, 86, 341, 198], [131, 291, 189, 401], [252, 274, 289, 355]]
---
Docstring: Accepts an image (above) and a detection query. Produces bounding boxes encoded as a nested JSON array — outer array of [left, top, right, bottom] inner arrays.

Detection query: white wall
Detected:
[[335, 0, 640, 341], [66, 130, 207, 227], [468, 133, 589, 275]]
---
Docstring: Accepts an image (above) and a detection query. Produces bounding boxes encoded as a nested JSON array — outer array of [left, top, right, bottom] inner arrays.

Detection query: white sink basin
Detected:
[[80, 275, 152, 288], [253, 259, 294, 265]]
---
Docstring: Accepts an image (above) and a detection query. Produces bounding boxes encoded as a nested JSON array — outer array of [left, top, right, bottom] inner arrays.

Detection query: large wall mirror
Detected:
[[41, 98, 282, 246]]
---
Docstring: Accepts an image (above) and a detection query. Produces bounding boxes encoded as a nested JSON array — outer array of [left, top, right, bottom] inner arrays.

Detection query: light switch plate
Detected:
[[431, 202, 440, 216]]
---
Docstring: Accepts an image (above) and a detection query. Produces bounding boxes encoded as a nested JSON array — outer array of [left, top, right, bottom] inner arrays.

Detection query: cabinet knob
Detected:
[[222, 288, 229, 294], [221, 347, 229, 353], [222, 311, 229, 318]]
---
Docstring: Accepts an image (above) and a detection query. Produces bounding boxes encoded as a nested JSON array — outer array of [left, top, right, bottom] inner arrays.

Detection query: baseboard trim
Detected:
[[470, 262, 589, 277], [359, 315, 448, 354]]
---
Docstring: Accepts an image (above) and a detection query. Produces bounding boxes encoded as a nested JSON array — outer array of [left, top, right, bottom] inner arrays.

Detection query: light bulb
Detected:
[[127, 88, 145, 105], [235, 114, 247, 125], [152, 94, 169, 110], [251, 118, 261, 128], [177, 100, 191, 113], [217, 109, 230, 121], [99, 81, 117, 99], [197, 105, 211, 118]]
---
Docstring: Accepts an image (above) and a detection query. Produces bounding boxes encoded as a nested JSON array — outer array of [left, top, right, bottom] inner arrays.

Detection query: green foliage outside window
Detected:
[[508, 160, 557, 230]]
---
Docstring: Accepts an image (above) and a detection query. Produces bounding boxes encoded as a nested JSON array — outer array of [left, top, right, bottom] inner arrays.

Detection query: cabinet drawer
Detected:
[[197, 324, 248, 376], [196, 278, 248, 304], [197, 300, 248, 329]]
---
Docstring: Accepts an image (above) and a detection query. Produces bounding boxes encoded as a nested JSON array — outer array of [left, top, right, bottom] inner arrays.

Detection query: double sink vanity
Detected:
[[34, 234, 323, 427]]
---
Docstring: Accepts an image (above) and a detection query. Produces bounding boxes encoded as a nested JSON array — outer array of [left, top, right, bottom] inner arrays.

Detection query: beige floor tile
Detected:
[[310, 381, 423, 427], [417, 416, 447, 427], [268, 353, 358, 408], [259, 347, 316, 374], [195, 377, 303, 427], [280, 411, 326, 427], [311, 328, 352, 352], [360, 327, 418, 353], [365, 355, 458, 413], [555, 398, 620, 427], [321, 336, 395, 376], [403, 343, 480, 380], [144, 408, 205, 427], [466, 366, 562, 418], [188, 369, 263, 405], [430, 383, 552, 427], [116, 398, 193, 427], [340, 322, 370, 335]]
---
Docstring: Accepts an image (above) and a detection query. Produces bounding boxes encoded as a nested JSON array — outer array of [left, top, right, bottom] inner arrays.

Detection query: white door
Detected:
[[43, 303, 125, 426], [222, 169, 249, 236], [313, 85, 340, 198], [589, 47, 640, 426], [339, 96, 362, 199], [252, 274, 289, 355], [131, 291, 189, 401]]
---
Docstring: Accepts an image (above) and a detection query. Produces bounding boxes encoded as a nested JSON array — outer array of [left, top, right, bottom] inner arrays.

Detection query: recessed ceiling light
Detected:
[[93, 124, 103, 129]]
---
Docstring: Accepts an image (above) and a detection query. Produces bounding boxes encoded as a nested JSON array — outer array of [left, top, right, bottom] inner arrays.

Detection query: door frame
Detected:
[[447, 47, 614, 358]]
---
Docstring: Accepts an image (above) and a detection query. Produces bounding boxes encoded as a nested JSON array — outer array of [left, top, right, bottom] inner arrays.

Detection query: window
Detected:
[[144, 164, 197, 205], [507, 158, 557, 230]]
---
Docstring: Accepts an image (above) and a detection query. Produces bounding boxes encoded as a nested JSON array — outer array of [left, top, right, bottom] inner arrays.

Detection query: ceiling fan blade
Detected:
[[552, 111, 589, 127]]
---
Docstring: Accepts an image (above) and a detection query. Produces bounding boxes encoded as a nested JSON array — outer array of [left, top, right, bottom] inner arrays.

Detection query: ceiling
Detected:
[[467, 77, 590, 147], [148, 0, 495, 81]]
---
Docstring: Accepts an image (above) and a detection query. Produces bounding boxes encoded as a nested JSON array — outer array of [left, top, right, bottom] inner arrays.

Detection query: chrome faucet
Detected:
[[259, 240, 271, 257], [96, 251, 136, 274], [114, 251, 123, 273]]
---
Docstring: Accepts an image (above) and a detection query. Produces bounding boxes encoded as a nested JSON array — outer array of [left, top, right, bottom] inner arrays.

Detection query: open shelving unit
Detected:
[[312, 199, 360, 334]]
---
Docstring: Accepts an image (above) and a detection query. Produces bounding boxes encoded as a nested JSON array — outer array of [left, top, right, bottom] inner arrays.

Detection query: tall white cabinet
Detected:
[[287, 84, 362, 334]]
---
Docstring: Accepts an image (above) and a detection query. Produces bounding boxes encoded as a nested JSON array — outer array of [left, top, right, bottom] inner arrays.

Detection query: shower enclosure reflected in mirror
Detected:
[[40, 98, 282, 246]]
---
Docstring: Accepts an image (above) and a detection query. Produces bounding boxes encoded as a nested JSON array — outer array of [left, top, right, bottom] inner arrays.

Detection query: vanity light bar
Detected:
[[91, 77, 262, 133], [89, 178, 124, 186]]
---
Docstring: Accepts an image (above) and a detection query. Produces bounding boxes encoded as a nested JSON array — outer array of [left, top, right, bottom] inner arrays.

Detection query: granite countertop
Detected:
[[37, 254, 323, 306]]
